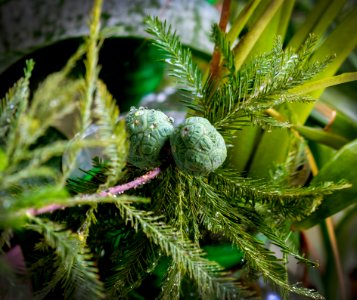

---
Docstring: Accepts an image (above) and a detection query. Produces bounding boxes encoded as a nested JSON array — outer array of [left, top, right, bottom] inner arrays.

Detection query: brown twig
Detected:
[[324, 110, 337, 131], [209, 0, 231, 81], [27, 167, 162, 216], [218, 0, 231, 31]]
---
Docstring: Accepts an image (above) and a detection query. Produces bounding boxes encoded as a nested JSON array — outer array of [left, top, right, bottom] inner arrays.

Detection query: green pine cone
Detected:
[[126, 107, 174, 169], [170, 117, 227, 176]]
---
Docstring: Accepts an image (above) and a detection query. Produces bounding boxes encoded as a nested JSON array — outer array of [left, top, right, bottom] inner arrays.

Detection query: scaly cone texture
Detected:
[[170, 117, 227, 176], [126, 107, 174, 169]]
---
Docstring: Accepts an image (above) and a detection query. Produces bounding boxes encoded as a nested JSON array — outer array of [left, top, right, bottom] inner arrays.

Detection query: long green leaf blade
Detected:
[[295, 139, 357, 229]]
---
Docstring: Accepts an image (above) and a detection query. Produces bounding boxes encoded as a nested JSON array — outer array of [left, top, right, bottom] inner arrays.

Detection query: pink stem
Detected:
[[99, 167, 161, 196], [27, 205, 65, 216], [27, 167, 162, 216]]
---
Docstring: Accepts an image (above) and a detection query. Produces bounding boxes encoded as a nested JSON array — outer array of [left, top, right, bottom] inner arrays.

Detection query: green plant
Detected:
[[0, 0, 356, 299], [126, 107, 174, 170], [170, 116, 227, 175]]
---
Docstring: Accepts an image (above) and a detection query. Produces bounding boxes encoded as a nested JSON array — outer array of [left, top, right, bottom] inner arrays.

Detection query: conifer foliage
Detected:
[[0, 1, 354, 299]]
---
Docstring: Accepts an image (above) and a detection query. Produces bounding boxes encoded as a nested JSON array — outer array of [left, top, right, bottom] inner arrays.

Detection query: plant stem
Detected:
[[209, 0, 231, 80], [219, 0, 231, 31], [27, 167, 162, 216], [324, 218, 347, 300], [26, 204, 66, 216], [99, 167, 161, 196]]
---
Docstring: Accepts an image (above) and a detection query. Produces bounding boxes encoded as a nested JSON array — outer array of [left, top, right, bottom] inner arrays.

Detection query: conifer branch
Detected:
[[21, 139, 104, 173], [4, 60, 34, 158], [152, 168, 202, 244], [198, 196, 324, 299], [26, 217, 104, 299], [204, 36, 332, 130], [211, 170, 350, 220], [220, 217, 323, 299], [173, 170, 199, 242], [0, 62, 32, 139], [60, 0, 104, 185], [115, 201, 240, 299], [2, 167, 59, 190], [94, 80, 128, 187], [81, 0, 102, 131], [158, 261, 182, 300], [145, 16, 203, 100], [191, 176, 324, 299], [65, 157, 110, 194], [62, 44, 87, 77], [60, 134, 89, 186], [1, 138, 103, 192], [211, 23, 236, 75], [106, 233, 160, 298], [25, 75, 80, 146]]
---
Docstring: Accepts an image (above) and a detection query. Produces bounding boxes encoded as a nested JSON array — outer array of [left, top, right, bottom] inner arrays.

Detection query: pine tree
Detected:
[[0, 0, 356, 299]]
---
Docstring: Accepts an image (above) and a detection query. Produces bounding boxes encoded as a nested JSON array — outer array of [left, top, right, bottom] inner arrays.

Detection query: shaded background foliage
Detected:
[[0, 0, 356, 299]]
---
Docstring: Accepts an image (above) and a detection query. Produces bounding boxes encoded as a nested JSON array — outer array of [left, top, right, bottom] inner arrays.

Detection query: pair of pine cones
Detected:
[[126, 107, 227, 176]]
